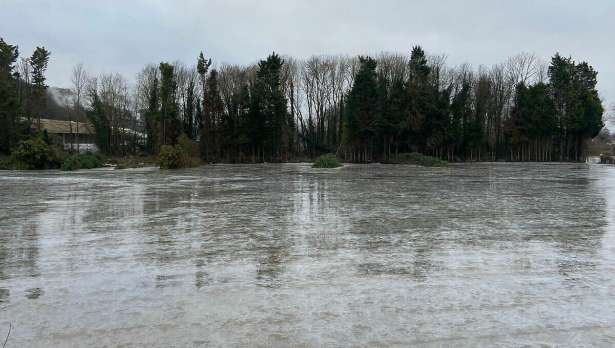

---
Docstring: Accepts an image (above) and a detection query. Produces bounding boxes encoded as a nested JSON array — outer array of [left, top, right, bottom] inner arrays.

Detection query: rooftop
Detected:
[[32, 118, 95, 135]]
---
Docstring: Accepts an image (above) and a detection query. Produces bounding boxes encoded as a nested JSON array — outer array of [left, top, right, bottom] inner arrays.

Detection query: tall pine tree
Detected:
[[29, 46, 50, 129], [0, 38, 24, 153], [343, 56, 378, 162]]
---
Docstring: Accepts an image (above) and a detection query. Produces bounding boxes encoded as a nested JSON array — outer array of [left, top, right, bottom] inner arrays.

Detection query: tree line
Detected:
[[0, 36, 605, 162], [340, 48, 603, 162], [0, 38, 50, 154]]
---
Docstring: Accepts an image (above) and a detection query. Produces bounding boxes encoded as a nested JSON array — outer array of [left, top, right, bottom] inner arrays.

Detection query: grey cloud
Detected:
[[2, 0, 613, 110]]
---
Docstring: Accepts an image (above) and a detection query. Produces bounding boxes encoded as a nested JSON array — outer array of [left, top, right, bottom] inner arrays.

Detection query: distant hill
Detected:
[[44, 87, 89, 122], [42, 86, 144, 135]]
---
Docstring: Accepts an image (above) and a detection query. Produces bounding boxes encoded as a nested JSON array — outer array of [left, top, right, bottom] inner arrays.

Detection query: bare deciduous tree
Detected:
[[71, 63, 88, 151], [506, 52, 539, 86]]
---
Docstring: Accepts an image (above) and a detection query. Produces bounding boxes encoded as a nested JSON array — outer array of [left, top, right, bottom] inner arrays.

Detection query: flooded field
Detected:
[[1, 163, 615, 347]]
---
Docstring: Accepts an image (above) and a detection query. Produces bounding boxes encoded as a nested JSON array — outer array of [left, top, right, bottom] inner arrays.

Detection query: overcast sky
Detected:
[[2, 0, 614, 111]]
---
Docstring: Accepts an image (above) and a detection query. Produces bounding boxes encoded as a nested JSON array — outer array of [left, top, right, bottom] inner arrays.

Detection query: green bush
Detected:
[[313, 154, 341, 168], [0, 157, 11, 170], [387, 152, 447, 167], [176, 134, 198, 167], [61, 152, 104, 171], [159, 145, 183, 169], [177, 134, 197, 157], [61, 155, 81, 171], [9, 137, 64, 170], [158, 134, 200, 170]]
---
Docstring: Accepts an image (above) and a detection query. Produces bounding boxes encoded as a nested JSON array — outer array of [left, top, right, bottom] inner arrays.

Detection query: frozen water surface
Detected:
[[1, 163, 615, 347]]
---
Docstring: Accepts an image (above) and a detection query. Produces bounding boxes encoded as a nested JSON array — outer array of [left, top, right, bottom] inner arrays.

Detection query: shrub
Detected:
[[0, 157, 11, 170], [61, 152, 104, 171], [10, 137, 64, 170], [61, 155, 81, 171], [387, 152, 447, 167], [158, 134, 200, 169], [159, 145, 183, 169], [177, 134, 197, 157], [176, 134, 198, 167], [313, 154, 341, 168]]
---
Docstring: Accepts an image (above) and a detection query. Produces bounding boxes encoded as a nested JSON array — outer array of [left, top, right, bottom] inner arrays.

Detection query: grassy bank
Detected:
[[110, 156, 158, 169]]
